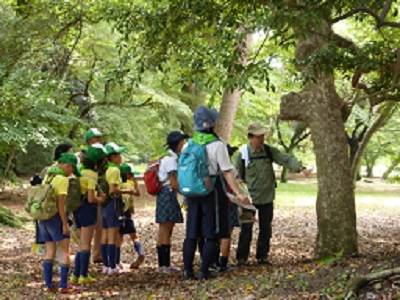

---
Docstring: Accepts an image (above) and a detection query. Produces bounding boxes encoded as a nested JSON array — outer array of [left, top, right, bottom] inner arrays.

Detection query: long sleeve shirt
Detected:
[[235, 143, 302, 205]]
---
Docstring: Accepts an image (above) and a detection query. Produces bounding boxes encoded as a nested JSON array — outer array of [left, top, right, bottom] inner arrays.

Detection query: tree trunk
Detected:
[[350, 104, 396, 183], [215, 87, 240, 142], [280, 19, 358, 258], [215, 33, 252, 142], [382, 155, 400, 179], [1, 145, 16, 190]]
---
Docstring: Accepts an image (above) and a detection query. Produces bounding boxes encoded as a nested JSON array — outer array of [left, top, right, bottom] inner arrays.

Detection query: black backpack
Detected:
[[242, 144, 277, 188]]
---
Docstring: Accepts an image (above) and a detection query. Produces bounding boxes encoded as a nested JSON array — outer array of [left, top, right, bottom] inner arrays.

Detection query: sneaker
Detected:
[[209, 263, 219, 272], [183, 270, 196, 280], [43, 286, 57, 293], [236, 258, 247, 266], [108, 268, 120, 275], [157, 266, 167, 273], [219, 265, 236, 273], [257, 258, 272, 266], [130, 255, 145, 270], [102, 266, 110, 274], [69, 274, 79, 284], [164, 266, 181, 273], [198, 270, 218, 280], [78, 275, 97, 284], [58, 284, 81, 294]]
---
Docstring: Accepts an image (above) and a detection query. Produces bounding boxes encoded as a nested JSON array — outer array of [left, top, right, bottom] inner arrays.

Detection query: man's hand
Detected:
[[236, 178, 244, 185]]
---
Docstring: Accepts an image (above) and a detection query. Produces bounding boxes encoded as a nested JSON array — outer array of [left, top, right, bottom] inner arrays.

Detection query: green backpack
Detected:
[[64, 177, 83, 213], [65, 174, 99, 213], [26, 174, 58, 220]]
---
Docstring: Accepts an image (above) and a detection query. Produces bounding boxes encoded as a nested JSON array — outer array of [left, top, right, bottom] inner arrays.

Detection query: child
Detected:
[[116, 163, 144, 270], [156, 131, 188, 273], [38, 152, 81, 294], [101, 143, 135, 275], [70, 144, 108, 284]]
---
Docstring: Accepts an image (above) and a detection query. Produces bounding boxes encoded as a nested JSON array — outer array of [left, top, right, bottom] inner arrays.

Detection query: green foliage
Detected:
[[0, 205, 28, 228]]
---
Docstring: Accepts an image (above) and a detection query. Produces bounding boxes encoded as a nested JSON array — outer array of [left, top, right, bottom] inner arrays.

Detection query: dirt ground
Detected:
[[1, 180, 400, 299]]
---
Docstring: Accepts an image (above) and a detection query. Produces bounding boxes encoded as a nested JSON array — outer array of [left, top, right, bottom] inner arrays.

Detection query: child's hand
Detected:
[[98, 194, 107, 203], [63, 224, 71, 236]]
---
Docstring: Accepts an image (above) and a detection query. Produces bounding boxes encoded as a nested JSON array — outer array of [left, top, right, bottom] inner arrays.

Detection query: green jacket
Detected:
[[235, 143, 302, 205]]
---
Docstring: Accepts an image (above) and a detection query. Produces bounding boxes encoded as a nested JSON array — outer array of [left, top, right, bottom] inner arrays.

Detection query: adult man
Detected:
[[235, 122, 304, 265], [81, 128, 104, 263]]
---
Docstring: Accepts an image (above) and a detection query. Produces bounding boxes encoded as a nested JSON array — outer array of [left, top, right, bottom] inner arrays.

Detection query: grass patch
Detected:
[[275, 182, 400, 211]]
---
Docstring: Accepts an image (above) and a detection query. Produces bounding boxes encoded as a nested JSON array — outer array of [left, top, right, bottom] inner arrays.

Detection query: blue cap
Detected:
[[193, 106, 220, 131]]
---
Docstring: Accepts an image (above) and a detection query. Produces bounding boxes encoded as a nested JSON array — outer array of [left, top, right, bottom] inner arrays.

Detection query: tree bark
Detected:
[[0, 145, 16, 191], [215, 33, 252, 142], [215, 86, 240, 142], [280, 19, 358, 258]]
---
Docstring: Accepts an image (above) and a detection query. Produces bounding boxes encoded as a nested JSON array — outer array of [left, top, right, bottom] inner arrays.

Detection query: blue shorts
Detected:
[[119, 211, 137, 235], [73, 198, 98, 228], [101, 197, 120, 229], [39, 214, 70, 242]]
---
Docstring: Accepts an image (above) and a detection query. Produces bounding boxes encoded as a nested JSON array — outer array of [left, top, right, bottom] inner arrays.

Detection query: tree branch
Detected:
[[352, 84, 400, 105], [380, 0, 394, 21], [331, 4, 400, 29], [392, 48, 400, 88], [276, 118, 289, 152], [52, 15, 83, 42]]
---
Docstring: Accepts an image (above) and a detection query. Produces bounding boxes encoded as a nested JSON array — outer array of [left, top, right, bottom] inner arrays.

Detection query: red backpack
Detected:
[[144, 152, 171, 196]]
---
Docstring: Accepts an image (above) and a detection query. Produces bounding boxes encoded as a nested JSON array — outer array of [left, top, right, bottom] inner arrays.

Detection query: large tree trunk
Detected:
[[280, 19, 358, 258], [215, 87, 240, 142], [215, 33, 252, 142]]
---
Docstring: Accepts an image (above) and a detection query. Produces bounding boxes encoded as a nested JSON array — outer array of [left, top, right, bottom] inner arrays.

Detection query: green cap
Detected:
[[85, 128, 103, 143], [86, 143, 108, 162], [105, 142, 126, 155], [59, 152, 82, 177], [119, 163, 140, 175]]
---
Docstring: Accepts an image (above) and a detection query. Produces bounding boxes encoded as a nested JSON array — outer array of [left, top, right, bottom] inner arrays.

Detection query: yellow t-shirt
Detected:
[[80, 169, 98, 195], [121, 181, 135, 211], [106, 166, 121, 189], [43, 174, 68, 197]]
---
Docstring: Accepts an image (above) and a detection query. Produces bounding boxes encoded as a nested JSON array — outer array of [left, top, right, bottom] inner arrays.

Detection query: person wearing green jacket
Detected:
[[235, 122, 305, 266]]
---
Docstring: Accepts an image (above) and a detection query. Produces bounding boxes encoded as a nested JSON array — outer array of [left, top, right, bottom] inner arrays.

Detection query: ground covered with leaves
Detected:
[[1, 180, 400, 299]]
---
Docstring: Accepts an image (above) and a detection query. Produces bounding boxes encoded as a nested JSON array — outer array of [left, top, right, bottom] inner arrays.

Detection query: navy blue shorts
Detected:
[[39, 214, 70, 242], [101, 197, 120, 229], [73, 198, 98, 228], [185, 178, 229, 239], [119, 211, 137, 235]]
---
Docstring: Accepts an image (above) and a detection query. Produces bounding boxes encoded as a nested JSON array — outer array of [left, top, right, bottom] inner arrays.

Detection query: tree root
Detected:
[[345, 267, 400, 300]]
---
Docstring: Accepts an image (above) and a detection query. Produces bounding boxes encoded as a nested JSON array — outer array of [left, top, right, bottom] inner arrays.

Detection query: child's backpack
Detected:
[[65, 174, 98, 213], [64, 177, 83, 213], [144, 152, 171, 196], [177, 139, 217, 197], [25, 174, 58, 220]]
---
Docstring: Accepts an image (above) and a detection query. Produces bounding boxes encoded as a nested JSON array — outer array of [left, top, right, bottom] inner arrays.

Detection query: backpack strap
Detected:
[[44, 173, 58, 185], [241, 144, 277, 188]]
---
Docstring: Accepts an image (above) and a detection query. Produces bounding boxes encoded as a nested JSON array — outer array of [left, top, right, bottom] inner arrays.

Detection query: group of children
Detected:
[[35, 105, 253, 293], [35, 130, 144, 294]]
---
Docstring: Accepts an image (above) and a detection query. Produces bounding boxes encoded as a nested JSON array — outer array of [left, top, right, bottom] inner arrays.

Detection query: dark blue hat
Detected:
[[193, 106, 220, 131], [166, 131, 189, 144]]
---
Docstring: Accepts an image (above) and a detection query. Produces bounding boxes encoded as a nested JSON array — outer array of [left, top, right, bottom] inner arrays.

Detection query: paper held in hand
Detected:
[[226, 193, 256, 212]]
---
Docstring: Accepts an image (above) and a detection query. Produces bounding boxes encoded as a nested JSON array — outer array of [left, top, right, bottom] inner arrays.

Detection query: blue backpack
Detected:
[[177, 139, 217, 197]]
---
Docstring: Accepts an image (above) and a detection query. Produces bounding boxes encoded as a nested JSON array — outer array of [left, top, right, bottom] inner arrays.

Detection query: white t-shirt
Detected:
[[158, 149, 178, 186], [205, 140, 234, 175]]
